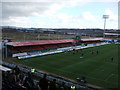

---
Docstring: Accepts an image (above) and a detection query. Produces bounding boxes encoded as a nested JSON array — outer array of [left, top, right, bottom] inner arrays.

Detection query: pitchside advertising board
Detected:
[[18, 50, 63, 59], [12, 52, 28, 58]]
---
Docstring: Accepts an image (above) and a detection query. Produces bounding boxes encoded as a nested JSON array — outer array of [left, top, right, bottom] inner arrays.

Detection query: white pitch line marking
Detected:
[[105, 74, 114, 81]]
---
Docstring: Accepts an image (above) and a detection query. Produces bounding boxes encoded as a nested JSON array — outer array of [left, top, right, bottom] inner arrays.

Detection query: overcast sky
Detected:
[[1, 0, 119, 29]]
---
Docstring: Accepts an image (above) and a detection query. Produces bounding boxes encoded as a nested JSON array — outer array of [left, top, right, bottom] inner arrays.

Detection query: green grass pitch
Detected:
[[14, 44, 118, 88]]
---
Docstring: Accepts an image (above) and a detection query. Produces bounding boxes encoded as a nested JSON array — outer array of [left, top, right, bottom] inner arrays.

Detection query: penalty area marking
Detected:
[[105, 74, 115, 81]]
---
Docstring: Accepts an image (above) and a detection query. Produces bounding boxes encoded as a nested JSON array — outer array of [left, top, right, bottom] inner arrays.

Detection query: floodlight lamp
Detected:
[[103, 15, 109, 19]]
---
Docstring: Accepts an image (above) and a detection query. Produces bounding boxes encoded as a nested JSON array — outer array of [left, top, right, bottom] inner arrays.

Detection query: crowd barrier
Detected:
[[0, 65, 11, 72]]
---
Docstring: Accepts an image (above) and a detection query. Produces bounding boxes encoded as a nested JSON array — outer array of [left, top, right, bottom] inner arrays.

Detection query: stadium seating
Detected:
[[58, 43, 73, 47], [42, 45, 58, 49], [7, 40, 75, 54], [1, 61, 99, 90], [19, 46, 44, 52], [8, 43, 74, 53], [7, 46, 19, 53], [8, 46, 44, 53], [2, 65, 70, 90]]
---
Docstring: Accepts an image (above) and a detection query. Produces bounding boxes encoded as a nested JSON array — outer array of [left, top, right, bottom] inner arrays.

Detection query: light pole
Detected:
[[103, 15, 109, 38]]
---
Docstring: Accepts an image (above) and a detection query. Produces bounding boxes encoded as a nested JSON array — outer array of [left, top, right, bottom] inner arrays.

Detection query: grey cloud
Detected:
[[2, 2, 54, 20], [1, 0, 82, 20]]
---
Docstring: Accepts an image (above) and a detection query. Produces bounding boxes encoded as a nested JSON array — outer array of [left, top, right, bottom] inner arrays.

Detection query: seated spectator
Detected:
[[23, 75, 31, 90], [49, 79, 58, 90], [13, 66, 20, 77], [59, 82, 67, 90]]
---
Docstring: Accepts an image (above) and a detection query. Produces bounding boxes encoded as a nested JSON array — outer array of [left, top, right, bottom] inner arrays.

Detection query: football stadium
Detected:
[[1, 1, 119, 90], [1, 33, 120, 90]]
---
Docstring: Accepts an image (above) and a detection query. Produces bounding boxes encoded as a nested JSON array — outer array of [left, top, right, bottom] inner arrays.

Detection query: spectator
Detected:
[[59, 82, 66, 90], [39, 74, 48, 90], [14, 66, 20, 77], [7, 71, 16, 83], [18, 72, 25, 81], [49, 79, 58, 90], [23, 76, 31, 90]]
